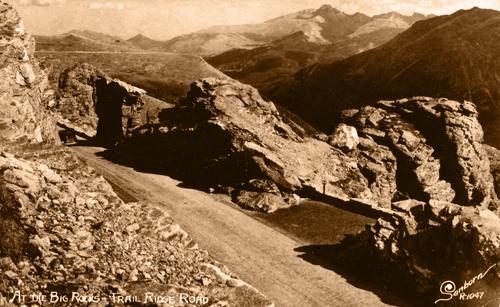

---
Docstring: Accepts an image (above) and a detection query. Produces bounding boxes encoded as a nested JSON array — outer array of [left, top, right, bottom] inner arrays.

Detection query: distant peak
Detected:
[[451, 6, 497, 17], [65, 29, 96, 35], [316, 4, 342, 14], [129, 33, 148, 40], [374, 11, 405, 19]]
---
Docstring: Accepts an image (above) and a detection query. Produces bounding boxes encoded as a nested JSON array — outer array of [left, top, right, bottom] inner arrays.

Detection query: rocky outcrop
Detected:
[[120, 83, 498, 213], [334, 98, 500, 302], [0, 2, 58, 144], [350, 199, 500, 303], [53, 63, 147, 145], [340, 97, 497, 208], [124, 78, 386, 212]]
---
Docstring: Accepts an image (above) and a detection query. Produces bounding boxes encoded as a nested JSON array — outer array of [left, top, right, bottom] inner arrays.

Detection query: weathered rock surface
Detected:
[[341, 97, 497, 208], [355, 137, 397, 208], [0, 2, 58, 144], [123, 78, 384, 212], [333, 99, 500, 303], [53, 62, 147, 145], [486, 144, 500, 199]]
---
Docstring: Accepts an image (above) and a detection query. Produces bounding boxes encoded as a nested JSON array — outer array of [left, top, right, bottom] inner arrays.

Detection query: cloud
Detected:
[[17, 0, 66, 6], [89, 1, 124, 10]]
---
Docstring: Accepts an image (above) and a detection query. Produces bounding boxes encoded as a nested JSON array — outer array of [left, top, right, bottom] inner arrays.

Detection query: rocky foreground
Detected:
[[0, 142, 272, 307], [0, 3, 271, 306]]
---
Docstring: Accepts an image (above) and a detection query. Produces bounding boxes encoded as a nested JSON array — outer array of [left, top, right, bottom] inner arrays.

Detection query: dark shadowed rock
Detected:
[[486, 145, 500, 199], [232, 179, 300, 212], [121, 78, 389, 211], [53, 63, 147, 145], [356, 201, 500, 302]]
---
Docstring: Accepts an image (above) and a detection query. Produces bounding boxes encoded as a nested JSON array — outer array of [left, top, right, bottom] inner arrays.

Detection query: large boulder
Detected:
[[329, 124, 359, 151], [122, 78, 382, 211], [53, 63, 147, 145], [342, 97, 497, 208], [0, 2, 58, 144]]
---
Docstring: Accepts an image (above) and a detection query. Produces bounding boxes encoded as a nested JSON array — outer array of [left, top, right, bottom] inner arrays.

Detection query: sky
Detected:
[[9, 0, 500, 40]]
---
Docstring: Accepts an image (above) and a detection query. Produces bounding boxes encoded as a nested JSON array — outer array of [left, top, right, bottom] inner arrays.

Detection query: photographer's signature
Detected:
[[435, 264, 496, 304]]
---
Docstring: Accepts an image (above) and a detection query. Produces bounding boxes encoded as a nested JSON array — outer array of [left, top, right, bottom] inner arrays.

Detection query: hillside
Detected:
[[35, 31, 137, 52], [206, 8, 428, 92], [126, 33, 165, 50], [162, 32, 263, 57], [65, 29, 124, 43], [270, 7, 500, 147], [36, 51, 228, 104]]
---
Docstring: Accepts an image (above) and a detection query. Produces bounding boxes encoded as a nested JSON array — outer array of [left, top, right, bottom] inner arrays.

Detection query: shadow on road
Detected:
[[294, 237, 420, 307]]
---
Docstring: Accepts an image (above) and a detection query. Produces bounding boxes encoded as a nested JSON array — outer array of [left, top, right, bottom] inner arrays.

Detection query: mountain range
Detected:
[[35, 29, 137, 52], [205, 6, 429, 91], [35, 5, 428, 57], [33, 4, 428, 111], [269, 7, 500, 147]]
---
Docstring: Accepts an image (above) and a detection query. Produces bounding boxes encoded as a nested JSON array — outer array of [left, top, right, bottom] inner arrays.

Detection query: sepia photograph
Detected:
[[0, 0, 500, 306]]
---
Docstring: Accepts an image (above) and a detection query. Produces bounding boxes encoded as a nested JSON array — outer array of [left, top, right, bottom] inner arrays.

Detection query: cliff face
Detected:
[[53, 63, 147, 145], [0, 2, 58, 144]]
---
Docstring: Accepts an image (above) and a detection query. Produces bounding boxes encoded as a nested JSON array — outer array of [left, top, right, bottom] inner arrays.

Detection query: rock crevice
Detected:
[[54, 63, 146, 145], [340, 97, 497, 208]]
